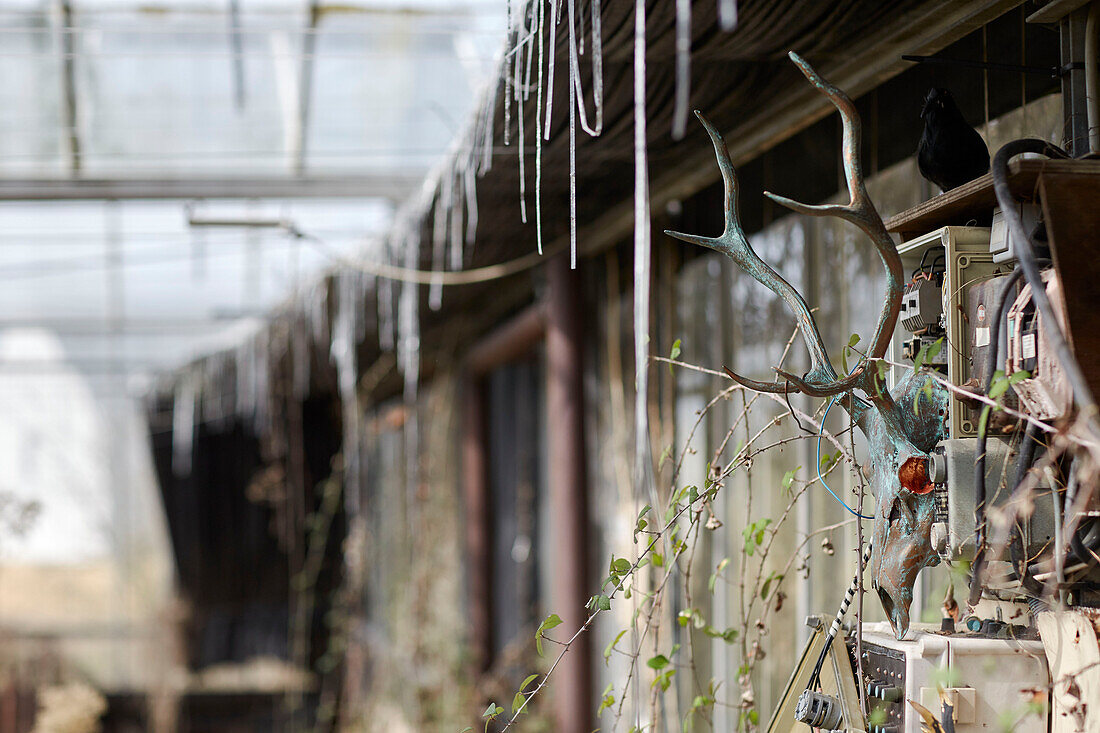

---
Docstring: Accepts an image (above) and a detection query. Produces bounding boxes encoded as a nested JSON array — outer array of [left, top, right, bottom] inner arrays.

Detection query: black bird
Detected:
[[917, 88, 990, 192]]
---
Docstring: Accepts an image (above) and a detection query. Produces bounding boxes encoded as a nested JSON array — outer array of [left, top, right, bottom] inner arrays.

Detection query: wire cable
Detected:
[[817, 394, 873, 520]]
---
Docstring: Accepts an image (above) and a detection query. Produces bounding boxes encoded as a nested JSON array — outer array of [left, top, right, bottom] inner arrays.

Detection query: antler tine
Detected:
[[762, 53, 903, 397], [666, 111, 838, 395]]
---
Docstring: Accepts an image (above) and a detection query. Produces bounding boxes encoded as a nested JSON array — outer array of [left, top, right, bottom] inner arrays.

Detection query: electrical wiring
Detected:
[[969, 267, 1024, 605], [991, 140, 1098, 425], [817, 394, 873, 520]]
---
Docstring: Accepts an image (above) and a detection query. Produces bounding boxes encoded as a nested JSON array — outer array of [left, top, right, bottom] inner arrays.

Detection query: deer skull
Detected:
[[667, 53, 949, 640]]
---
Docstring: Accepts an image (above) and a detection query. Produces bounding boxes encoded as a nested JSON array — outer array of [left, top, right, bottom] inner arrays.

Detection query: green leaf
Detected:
[[596, 594, 611, 611], [669, 339, 682, 374], [598, 683, 615, 714], [781, 467, 799, 493], [647, 654, 670, 670], [702, 626, 738, 643], [653, 669, 677, 692], [483, 703, 503, 719], [611, 557, 632, 575], [652, 552, 664, 568], [819, 449, 841, 473], [634, 504, 651, 541], [760, 571, 784, 600], [535, 614, 563, 656], [604, 629, 629, 664], [1008, 369, 1031, 385], [520, 674, 539, 692], [511, 692, 527, 715], [842, 333, 861, 372], [914, 337, 942, 372]]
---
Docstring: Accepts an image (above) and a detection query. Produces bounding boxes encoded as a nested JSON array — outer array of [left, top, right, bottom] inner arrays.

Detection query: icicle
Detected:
[[481, 82, 497, 175], [517, 65, 528, 224], [449, 173, 464, 271], [535, 0, 545, 254], [633, 0, 654, 505], [464, 158, 479, 246], [429, 186, 447, 310], [356, 272, 372, 344], [568, 12, 577, 269], [377, 268, 396, 350], [544, 0, 559, 140], [503, 0, 514, 147], [514, 5, 529, 227], [522, 2, 535, 101], [308, 280, 329, 347], [292, 314, 310, 400], [397, 229, 421, 513], [717, 0, 739, 32], [172, 371, 197, 477], [252, 329, 271, 436], [567, 0, 603, 136], [672, 0, 691, 139], [331, 272, 361, 516]]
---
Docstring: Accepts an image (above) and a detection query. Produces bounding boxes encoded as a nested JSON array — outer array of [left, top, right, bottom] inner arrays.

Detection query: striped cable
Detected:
[[808, 541, 873, 688]]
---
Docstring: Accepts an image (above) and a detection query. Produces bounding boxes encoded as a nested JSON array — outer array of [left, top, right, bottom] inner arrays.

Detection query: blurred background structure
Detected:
[[0, 0, 1085, 731], [0, 0, 504, 729]]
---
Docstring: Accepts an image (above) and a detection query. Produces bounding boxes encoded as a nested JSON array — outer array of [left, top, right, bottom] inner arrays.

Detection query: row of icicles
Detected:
[[169, 0, 740, 517]]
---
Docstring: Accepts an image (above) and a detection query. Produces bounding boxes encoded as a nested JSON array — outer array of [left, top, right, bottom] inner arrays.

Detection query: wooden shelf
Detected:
[[884, 159, 1100, 241]]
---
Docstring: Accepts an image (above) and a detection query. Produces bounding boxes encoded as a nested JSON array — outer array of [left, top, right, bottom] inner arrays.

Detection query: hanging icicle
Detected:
[[517, 59, 528, 224], [449, 173, 464, 271], [429, 183, 448, 310], [397, 228, 422, 521], [503, 0, 515, 147], [331, 272, 362, 516], [672, 0, 691, 139], [544, 0, 559, 140], [291, 312, 311, 400], [567, 0, 603, 136], [171, 370, 197, 477], [481, 80, 497, 175], [377, 264, 396, 351], [568, 36, 578, 269], [633, 0, 654, 505], [534, 0, 546, 254], [717, 0, 739, 32]]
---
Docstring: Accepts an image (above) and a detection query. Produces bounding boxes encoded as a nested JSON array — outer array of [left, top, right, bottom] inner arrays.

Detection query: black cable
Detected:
[[991, 140, 1099, 426], [969, 267, 1024, 605], [1009, 423, 1043, 598], [807, 543, 872, 690]]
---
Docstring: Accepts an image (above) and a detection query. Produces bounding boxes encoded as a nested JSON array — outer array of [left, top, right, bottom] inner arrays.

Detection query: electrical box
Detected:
[[928, 438, 1055, 561], [892, 226, 1003, 439], [857, 622, 1049, 733]]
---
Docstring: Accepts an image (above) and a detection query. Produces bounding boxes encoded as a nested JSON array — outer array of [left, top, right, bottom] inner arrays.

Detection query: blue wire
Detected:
[[816, 394, 874, 520]]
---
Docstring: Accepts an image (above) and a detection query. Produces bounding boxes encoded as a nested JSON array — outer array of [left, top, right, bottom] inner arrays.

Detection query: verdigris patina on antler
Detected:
[[666, 52, 949, 639]]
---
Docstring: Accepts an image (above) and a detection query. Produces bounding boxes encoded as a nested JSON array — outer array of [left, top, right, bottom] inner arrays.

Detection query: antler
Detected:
[[666, 53, 903, 400], [764, 52, 903, 397], [665, 112, 837, 394]]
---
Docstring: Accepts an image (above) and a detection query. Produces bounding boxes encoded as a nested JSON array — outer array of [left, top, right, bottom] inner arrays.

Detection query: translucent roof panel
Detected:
[[0, 0, 505, 177], [0, 197, 393, 379]]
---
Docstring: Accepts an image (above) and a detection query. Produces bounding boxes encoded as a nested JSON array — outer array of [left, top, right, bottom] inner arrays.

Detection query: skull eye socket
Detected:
[[898, 456, 933, 495]]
